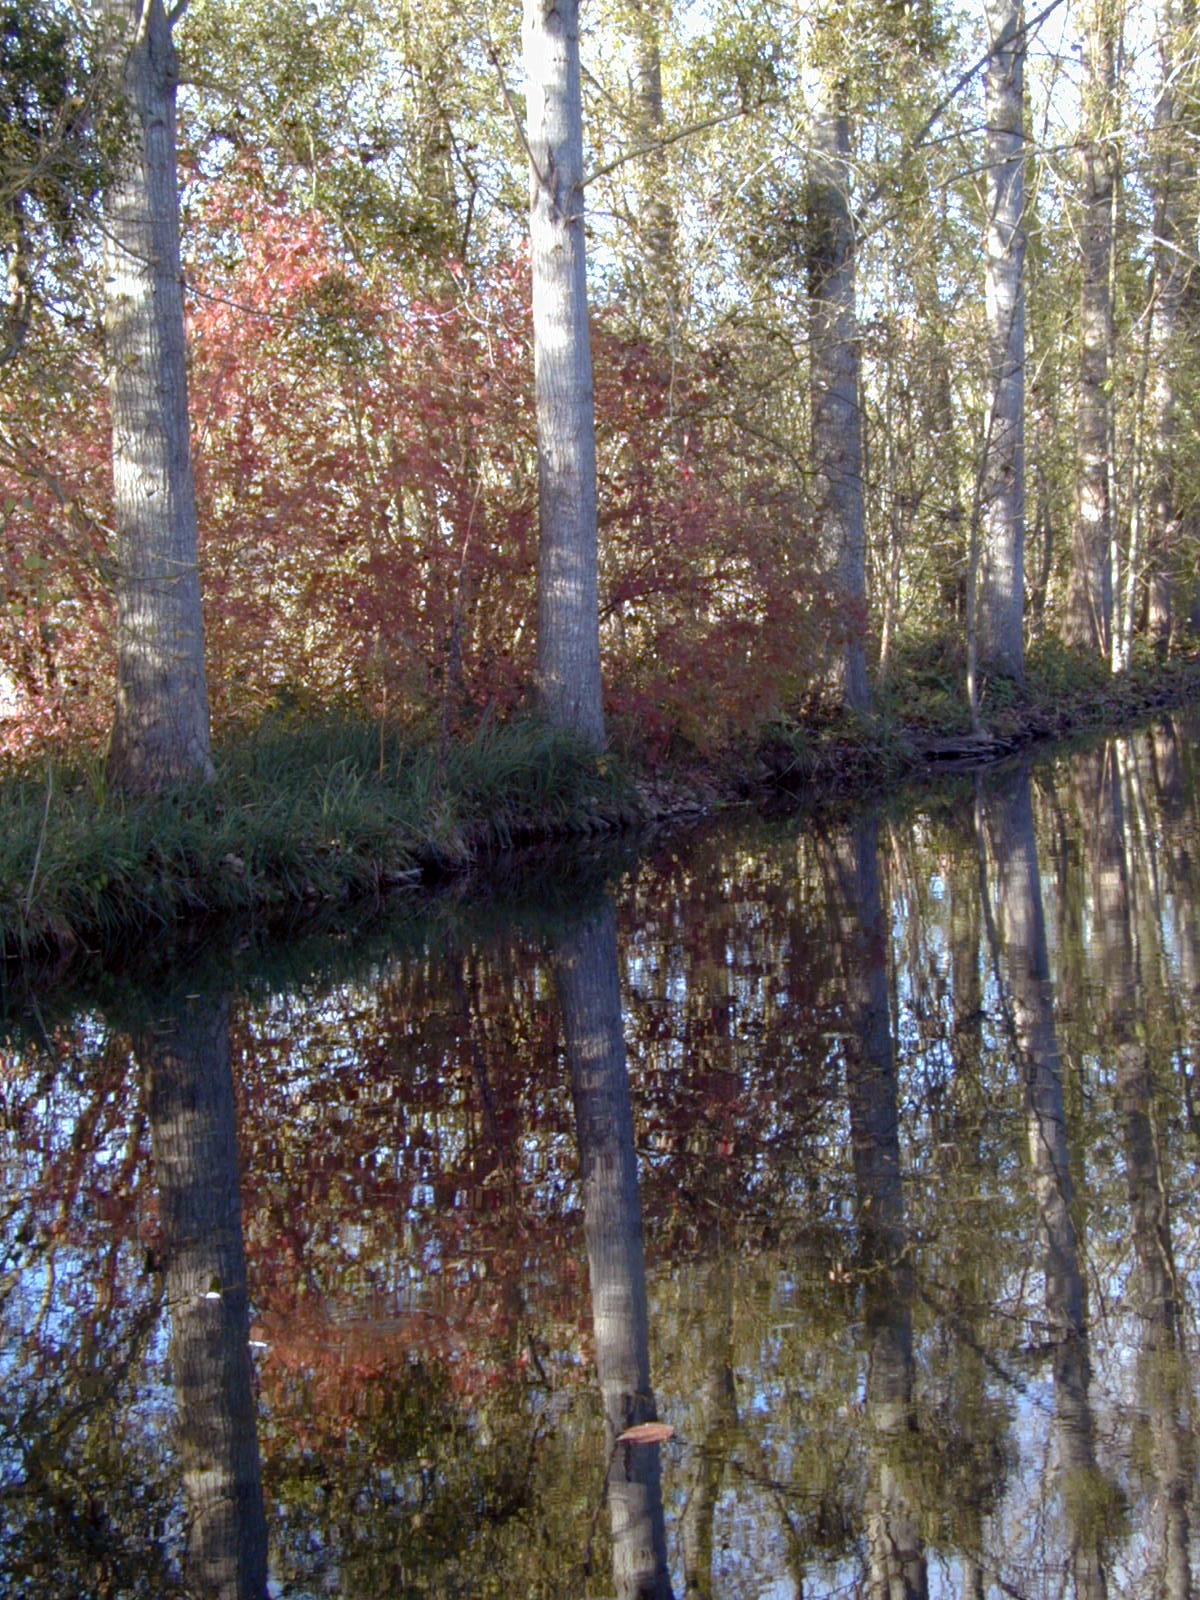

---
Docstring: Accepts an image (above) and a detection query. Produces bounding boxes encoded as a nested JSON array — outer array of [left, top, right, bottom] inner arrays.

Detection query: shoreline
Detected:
[[5, 648, 1200, 970]]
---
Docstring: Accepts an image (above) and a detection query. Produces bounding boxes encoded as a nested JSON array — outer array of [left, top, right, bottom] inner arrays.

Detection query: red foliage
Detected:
[[0, 165, 832, 758]]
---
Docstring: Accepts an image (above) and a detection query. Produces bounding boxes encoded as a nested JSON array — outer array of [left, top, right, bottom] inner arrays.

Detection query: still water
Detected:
[[4, 719, 1200, 1598]]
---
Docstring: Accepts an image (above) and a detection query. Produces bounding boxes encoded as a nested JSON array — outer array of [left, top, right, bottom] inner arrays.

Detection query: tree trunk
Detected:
[[1145, 0, 1200, 652], [808, 78, 871, 714], [1065, 0, 1118, 658], [629, 0, 680, 338], [524, 0, 606, 748], [102, 0, 213, 792], [143, 991, 268, 1600], [556, 902, 674, 1600], [979, 0, 1027, 682]]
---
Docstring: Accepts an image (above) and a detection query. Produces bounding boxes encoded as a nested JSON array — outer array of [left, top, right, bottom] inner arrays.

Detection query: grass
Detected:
[[0, 714, 637, 961]]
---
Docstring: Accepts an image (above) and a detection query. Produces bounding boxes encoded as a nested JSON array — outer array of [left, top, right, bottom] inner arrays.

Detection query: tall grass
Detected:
[[0, 715, 637, 959]]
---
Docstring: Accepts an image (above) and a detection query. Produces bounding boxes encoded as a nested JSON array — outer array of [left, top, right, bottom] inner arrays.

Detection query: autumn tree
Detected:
[[101, 0, 212, 791]]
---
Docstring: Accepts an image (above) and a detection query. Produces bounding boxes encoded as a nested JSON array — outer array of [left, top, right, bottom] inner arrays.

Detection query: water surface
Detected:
[[4, 718, 1200, 1598]]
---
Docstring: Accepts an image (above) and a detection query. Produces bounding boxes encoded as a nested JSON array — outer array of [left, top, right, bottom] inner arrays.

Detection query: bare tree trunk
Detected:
[[1145, 0, 1200, 651], [143, 991, 268, 1600], [524, 0, 606, 748], [808, 74, 871, 714], [979, 0, 1027, 682], [102, 0, 213, 792], [629, 0, 679, 337], [1065, 0, 1118, 658], [556, 903, 674, 1600]]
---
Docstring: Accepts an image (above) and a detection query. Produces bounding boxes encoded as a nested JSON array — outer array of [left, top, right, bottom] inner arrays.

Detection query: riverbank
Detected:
[[4, 639, 1200, 964]]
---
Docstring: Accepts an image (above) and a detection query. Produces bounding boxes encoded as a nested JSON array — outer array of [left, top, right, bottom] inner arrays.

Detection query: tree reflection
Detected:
[[555, 900, 675, 1600], [820, 817, 928, 1600], [142, 989, 269, 1600], [982, 761, 1111, 1599]]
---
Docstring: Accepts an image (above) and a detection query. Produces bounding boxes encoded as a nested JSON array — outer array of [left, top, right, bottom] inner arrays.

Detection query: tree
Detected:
[[523, 0, 606, 748], [1064, 0, 1118, 659], [101, 0, 212, 791], [807, 34, 871, 714], [978, 0, 1027, 682]]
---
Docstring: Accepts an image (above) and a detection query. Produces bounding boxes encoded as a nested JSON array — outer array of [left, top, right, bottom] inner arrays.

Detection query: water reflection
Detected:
[[142, 990, 269, 1598], [3, 719, 1200, 1595]]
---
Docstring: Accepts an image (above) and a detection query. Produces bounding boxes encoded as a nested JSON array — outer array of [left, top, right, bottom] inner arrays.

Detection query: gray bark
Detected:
[[630, 0, 679, 335], [979, 0, 1027, 681], [524, 0, 606, 748], [808, 85, 871, 714], [1145, 0, 1200, 650], [143, 992, 268, 1600], [1066, 0, 1117, 658], [556, 902, 674, 1600], [102, 0, 213, 792]]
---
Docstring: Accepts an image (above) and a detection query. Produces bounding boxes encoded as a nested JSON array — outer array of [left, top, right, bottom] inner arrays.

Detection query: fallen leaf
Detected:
[[617, 1422, 675, 1446]]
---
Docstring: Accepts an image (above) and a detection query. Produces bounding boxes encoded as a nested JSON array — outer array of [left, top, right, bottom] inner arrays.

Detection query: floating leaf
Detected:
[[617, 1422, 674, 1446]]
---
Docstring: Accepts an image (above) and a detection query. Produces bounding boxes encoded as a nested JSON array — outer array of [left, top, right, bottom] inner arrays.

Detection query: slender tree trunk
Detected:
[[143, 992, 268, 1600], [1066, 0, 1118, 658], [979, 0, 1027, 681], [629, 0, 679, 338], [524, 0, 606, 748], [808, 74, 871, 714], [1145, 0, 1200, 651], [102, 0, 213, 792], [678, 1254, 735, 1599], [556, 903, 674, 1600]]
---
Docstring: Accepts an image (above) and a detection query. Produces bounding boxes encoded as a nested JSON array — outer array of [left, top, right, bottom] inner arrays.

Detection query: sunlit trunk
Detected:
[[556, 902, 674, 1600], [1065, 0, 1117, 657], [983, 765, 1108, 1600], [1145, 0, 1200, 651], [822, 819, 927, 1599], [979, 0, 1027, 681], [101, 0, 213, 792], [143, 991, 268, 1600], [808, 73, 871, 713], [524, 0, 606, 747]]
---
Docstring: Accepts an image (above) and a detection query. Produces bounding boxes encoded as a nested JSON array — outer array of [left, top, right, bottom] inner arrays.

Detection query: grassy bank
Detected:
[[5, 638, 1200, 964], [0, 716, 637, 961]]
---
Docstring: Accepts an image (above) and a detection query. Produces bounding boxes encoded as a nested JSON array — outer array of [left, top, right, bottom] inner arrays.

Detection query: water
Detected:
[[3, 718, 1200, 1598]]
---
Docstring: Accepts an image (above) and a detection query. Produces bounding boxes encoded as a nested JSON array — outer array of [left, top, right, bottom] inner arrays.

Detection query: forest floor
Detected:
[[4, 637, 1200, 969]]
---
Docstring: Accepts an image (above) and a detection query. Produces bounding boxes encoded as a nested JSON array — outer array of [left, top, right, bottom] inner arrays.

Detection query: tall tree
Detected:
[[524, 0, 606, 748], [1142, 0, 1200, 652], [101, 0, 212, 791], [978, 0, 1027, 681], [807, 34, 871, 713], [1065, 0, 1119, 658]]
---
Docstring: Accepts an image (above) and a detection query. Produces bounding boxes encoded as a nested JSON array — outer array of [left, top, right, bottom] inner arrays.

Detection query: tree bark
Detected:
[[808, 81, 871, 714], [1145, 0, 1200, 651], [1065, 0, 1117, 658], [556, 902, 674, 1600], [143, 991, 268, 1600], [524, 0, 606, 748], [102, 0, 213, 792], [979, 0, 1027, 681]]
